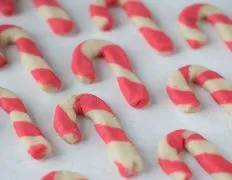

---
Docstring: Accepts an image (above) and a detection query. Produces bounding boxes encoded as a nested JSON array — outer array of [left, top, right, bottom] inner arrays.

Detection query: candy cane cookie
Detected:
[[34, 0, 74, 35], [167, 65, 232, 116], [179, 3, 232, 50], [0, 87, 52, 160], [90, 0, 174, 55], [42, 171, 87, 180], [72, 39, 149, 108], [0, 0, 15, 16], [158, 129, 232, 179], [0, 25, 61, 92], [54, 94, 143, 178]]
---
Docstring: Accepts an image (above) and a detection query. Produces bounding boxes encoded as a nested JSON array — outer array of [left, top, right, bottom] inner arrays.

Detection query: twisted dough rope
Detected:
[[33, 0, 74, 35], [90, 0, 174, 55], [0, 0, 74, 35], [72, 39, 149, 109], [0, 25, 61, 92], [158, 129, 232, 180], [167, 65, 232, 116], [54, 93, 143, 178], [0, 87, 52, 160], [0, 0, 15, 16], [178, 3, 232, 50], [42, 171, 87, 180]]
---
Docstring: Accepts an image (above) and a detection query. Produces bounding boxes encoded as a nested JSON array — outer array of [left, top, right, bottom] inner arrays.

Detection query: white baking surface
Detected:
[[0, 0, 232, 179]]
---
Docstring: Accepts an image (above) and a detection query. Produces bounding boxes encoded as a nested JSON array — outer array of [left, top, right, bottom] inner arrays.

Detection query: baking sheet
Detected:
[[0, 0, 232, 179]]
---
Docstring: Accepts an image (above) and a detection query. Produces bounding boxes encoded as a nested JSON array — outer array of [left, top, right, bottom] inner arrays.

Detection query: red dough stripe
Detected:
[[166, 129, 185, 152], [117, 77, 149, 108], [196, 154, 232, 173], [33, 0, 60, 8], [0, 98, 27, 113], [139, 28, 174, 53], [75, 94, 114, 114], [0, 24, 17, 33], [178, 4, 203, 28], [179, 65, 191, 81], [115, 161, 139, 178], [0, 0, 16, 16], [16, 38, 43, 57], [13, 122, 43, 137], [166, 87, 200, 107], [48, 18, 74, 35], [89, 5, 112, 31], [95, 124, 129, 144], [54, 105, 81, 140], [195, 70, 223, 86], [28, 144, 48, 160], [122, 1, 152, 18], [42, 171, 87, 180], [31, 69, 61, 89], [0, 55, 7, 66], [186, 39, 203, 49], [207, 14, 232, 25], [225, 41, 232, 50], [185, 133, 206, 143], [41, 171, 56, 180], [211, 90, 232, 104], [158, 159, 192, 176], [54, 93, 143, 178], [72, 46, 96, 81], [101, 45, 133, 71], [90, 5, 109, 17]]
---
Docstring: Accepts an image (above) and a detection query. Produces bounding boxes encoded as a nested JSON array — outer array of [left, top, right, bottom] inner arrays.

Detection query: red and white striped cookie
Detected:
[[0, 87, 52, 160], [54, 94, 143, 178], [42, 171, 87, 180], [34, 0, 74, 35], [0, 25, 62, 92], [158, 129, 232, 179], [0, 0, 15, 16], [72, 39, 150, 108], [178, 3, 232, 50], [166, 65, 232, 116], [90, 0, 174, 55]]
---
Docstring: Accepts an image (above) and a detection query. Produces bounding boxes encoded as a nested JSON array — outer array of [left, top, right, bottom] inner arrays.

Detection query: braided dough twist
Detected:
[[158, 129, 232, 180], [179, 3, 232, 50], [0, 0, 15, 16], [34, 0, 74, 35], [90, 0, 174, 55], [42, 171, 87, 180], [54, 94, 143, 178], [167, 65, 232, 116], [0, 87, 52, 160], [72, 39, 150, 108], [0, 25, 61, 92]]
